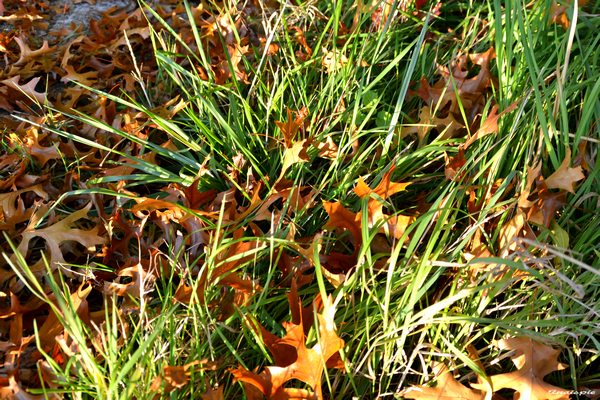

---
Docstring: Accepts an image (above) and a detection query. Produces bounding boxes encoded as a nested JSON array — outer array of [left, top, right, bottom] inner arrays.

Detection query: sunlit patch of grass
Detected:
[[2, 0, 597, 398]]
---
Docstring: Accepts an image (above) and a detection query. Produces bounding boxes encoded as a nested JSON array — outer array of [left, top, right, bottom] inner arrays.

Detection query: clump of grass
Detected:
[[3, 0, 598, 398]]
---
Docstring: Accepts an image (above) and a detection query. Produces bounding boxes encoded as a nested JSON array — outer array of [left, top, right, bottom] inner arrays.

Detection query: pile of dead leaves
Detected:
[[0, 0, 592, 398]]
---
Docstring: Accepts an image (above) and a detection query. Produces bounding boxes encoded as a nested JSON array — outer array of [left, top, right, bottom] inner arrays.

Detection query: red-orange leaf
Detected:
[[354, 167, 410, 200], [232, 296, 344, 400]]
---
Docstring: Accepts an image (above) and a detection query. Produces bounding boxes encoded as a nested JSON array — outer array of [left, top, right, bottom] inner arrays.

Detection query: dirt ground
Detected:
[[48, 0, 137, 35]]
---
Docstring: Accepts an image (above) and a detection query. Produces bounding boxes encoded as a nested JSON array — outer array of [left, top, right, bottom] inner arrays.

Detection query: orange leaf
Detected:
[[354, 167, 410, 201], [463, 102, 518, 149], [275, 108, 309, 148], [233, 296, 344, 400], [544, 149, 585, 193], [322, 201, 362, 246], [551, 0, 589, 29], [38, 284, 92, 350]]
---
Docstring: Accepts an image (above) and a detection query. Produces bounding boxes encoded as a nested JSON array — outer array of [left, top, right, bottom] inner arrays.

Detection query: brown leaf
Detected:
[[445, 148, 466, 181], [202, 386, 224, 400], [400, 362, 485, 399], [551, 0, 589, 29], [0, 375, 46, 399], [472, 336, 569, 400], [499, 209, 527, 250], [527, 185, 567, 227], [315, 135, 339, 159], [0, 185, 48, 231], [13, 36, 54, 66], [38, 284, 92, 350], [164, 366, 190, 389], [544, 149, 585, 193], [1, 75, 46, 104], [15, 203, 105, 272], [102, 262, 154, 300]]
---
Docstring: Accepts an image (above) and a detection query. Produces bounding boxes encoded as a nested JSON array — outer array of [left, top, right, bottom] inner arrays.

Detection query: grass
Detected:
[[2, 0, 599, 398]]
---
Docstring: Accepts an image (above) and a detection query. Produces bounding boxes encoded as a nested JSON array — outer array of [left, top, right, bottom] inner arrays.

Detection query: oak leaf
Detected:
[[551, 0, 589, 29], [527, 185, 567, 228], [232, 295, 344, 400], [0, 185, 48, 231], [202, 386, 224, 400], [0, 375, 46, 400], [463, 102, 518, 149], [37, 284, 92, 350], [445, 148, 466, 181], [13, 36, 54, 66], [15, 203, 105, 272], [1, 75, 46, 104], [400, 362, 484, 400], [276, 108, 311, 175], [354, 167, 413, 240], [276, 108, 309, 147], [354, 168, 411, 200], [322, 48, 348, 73], [471, 337, 569, 400], [322, 201, 362, 246], [544, 149, 585, 193]]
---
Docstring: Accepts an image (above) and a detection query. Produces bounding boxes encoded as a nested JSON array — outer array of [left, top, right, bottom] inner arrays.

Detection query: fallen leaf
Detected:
[[202, 386, 224, 400], [445, 148, 466, 181], [551, 0, 589, 29], [13, 36, 54, 66], [354, 167, 411, 200], [527, 185, 567, 227], [322, 48, 348, 73], [472, 336, 569, 400], [499, 208, 527, 250], [232, 295, 344, 399], [282, 139, 310, 173], [544, 149, 585, 193], [38, 283, 92, 350], [15, 203, 105, 273], [400, 362, 485, 399], [164, 366, 190, 389], [1, 75, 46, 104], [463, 102, 518, 149], [322, 201, 362, 246]]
